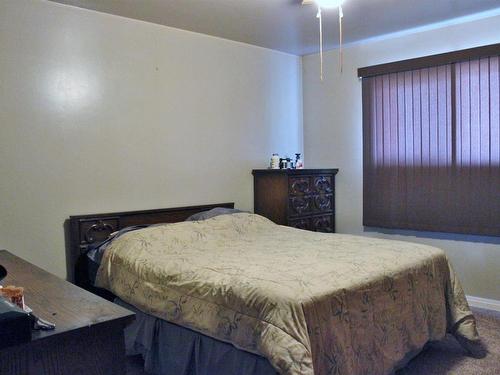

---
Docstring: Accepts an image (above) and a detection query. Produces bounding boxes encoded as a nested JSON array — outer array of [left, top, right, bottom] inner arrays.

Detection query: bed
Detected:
[[69, 203, 480, 375]]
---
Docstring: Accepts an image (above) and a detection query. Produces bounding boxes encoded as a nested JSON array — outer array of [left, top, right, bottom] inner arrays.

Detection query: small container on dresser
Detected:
[[252, 168, 339, 233]]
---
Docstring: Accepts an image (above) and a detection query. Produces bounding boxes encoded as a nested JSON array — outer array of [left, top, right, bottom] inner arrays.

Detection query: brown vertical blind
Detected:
[[362, 48, 500, 236]]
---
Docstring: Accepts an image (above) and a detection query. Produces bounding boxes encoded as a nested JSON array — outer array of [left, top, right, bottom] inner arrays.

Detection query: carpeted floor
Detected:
[[127, 307, 500, 375], [396, 307, 500, 375]]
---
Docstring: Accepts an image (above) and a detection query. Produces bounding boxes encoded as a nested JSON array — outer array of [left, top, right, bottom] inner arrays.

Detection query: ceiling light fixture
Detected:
[[312, 0, 343, 9], [303, 0, 344, 81]]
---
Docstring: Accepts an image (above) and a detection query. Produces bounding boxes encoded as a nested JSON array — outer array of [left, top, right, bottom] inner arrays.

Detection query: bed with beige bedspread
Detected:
[[96, 213, 479, 375]]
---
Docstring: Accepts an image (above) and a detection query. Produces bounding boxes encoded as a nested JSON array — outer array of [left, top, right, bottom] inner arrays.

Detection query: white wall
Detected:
[[0, 0, 303, 278], [303, 13, 500, 300]]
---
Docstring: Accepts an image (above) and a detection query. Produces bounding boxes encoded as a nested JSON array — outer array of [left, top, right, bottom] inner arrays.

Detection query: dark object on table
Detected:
[[22, 305, 56, 331], [279, 157, 294, 169], [0, 296, 32, 349], [32, 315, 56, 330], [253, 168, 338, 232], [0, 265, 6, 281]]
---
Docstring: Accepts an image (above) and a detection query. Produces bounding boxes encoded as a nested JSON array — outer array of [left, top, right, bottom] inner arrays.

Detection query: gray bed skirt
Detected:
[[116, 299, 278, 375]]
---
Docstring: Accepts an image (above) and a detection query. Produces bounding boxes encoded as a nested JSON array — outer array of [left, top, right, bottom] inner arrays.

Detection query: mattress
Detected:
[[96, 213, 479, 375]]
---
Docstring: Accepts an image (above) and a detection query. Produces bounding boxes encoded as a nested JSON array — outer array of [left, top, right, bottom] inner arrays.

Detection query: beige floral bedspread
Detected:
[[96, 213, 479, 375]]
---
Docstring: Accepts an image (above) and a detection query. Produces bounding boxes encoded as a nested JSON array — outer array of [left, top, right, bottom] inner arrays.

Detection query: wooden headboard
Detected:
[[68, 202, 234, 293]]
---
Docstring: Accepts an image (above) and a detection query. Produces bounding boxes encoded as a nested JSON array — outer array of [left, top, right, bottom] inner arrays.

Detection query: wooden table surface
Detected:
[[0, 250, 135, 375], [0, 249, 134, 341]]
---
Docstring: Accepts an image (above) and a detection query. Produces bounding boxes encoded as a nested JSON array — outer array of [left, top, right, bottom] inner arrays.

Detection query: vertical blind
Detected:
[[361, 51, 500, 236]]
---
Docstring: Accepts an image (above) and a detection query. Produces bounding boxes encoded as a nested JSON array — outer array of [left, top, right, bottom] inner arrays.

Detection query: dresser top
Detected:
[[0, 250, 135, 342], [252, 168, 339, 176]]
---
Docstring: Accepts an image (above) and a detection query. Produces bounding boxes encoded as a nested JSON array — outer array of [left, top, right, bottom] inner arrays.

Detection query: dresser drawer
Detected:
[[288, 196, 312, 216], [312, 175, 334, 194], [311, 214, 334, 233], [288, 217, 311, 230], [289, 214, 334, 232], [288, 177, 311, 195], [289, 175, 334, 195], [311, 193, 333, 213]]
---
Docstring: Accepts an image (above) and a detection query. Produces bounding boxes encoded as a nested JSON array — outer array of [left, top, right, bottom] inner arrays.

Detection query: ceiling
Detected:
[[49, 0, 500, 55]]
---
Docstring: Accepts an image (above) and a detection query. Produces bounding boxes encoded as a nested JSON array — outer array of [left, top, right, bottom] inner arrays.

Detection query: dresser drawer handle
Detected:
[[314, 177, 333, 193], [289, 218, 309, 230], [312, 216, 333, 232], [290, 179, 311, 195], [314, 195, 332, 211], [290, 197, 310, 214]]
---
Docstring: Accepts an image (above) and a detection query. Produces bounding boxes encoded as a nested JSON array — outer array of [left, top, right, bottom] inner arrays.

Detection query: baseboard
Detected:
[[466, 295, 500, 312]]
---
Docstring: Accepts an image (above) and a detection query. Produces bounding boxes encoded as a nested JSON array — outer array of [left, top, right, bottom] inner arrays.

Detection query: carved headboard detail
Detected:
[[68, 202, 234, 291], [84, 220, 116, 243]]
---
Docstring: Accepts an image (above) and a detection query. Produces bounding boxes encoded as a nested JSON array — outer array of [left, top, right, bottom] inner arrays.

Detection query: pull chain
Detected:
[[316, 2, 344, 80], [339, 5, 344, 73], [317, 6, 323, 81]]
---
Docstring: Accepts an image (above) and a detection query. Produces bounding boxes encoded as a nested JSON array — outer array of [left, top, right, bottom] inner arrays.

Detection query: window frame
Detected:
[[360, 44, 500, 236]]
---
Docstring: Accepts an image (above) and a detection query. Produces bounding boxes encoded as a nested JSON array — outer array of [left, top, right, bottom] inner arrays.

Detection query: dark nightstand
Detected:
[[0, 250, 135, 375]]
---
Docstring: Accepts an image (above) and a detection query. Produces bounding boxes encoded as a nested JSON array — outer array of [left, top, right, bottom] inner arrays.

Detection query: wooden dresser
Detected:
[[0, 250, 135, 375], [252, 168, 339, 232]]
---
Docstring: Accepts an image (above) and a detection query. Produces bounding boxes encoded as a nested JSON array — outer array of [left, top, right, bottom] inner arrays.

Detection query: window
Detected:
[[359, 44, 500, 236]]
